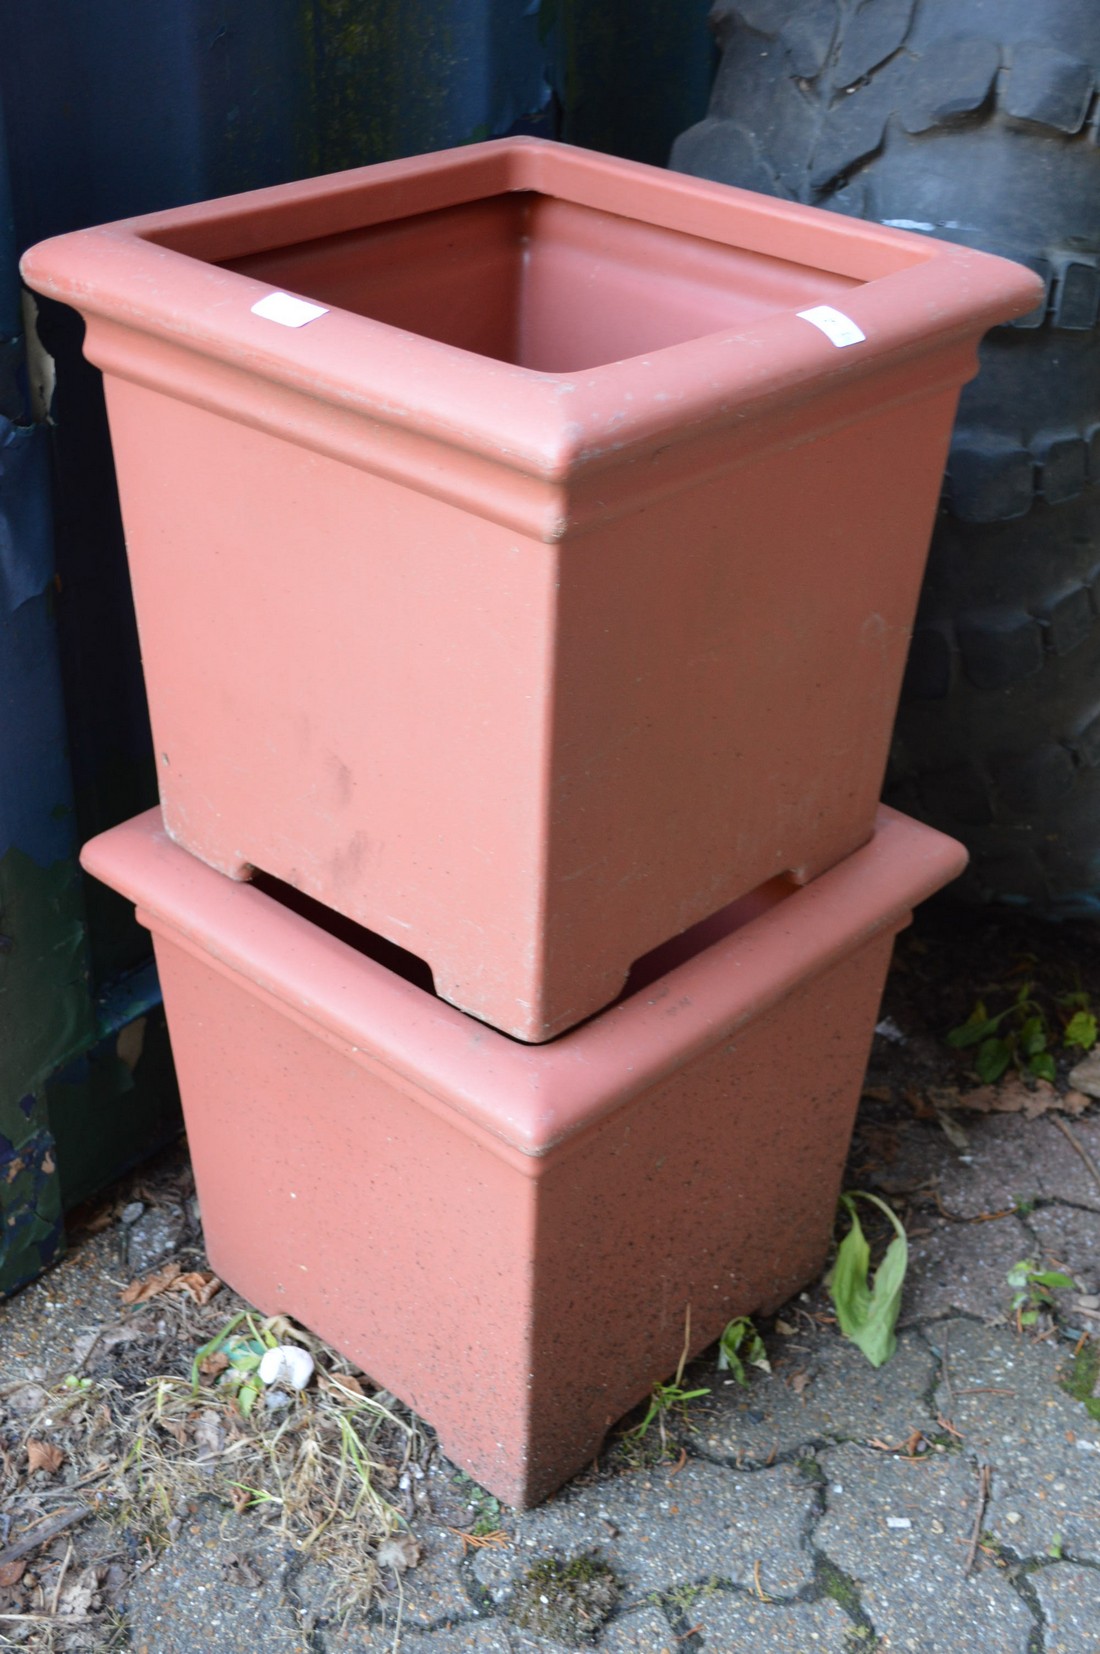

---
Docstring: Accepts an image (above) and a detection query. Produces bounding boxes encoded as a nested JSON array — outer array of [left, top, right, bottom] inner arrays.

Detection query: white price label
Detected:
[[250, 291, 329, 328], [796, 305, 866, 347]]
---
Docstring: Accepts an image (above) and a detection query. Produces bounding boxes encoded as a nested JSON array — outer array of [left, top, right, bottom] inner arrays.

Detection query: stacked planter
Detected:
[[24, 139, 1038, 1504]]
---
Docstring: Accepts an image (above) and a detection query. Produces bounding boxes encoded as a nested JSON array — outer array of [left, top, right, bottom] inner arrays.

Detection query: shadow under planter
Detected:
[[81, 805, 965, 1507], [24, 138, 1038, 1041]]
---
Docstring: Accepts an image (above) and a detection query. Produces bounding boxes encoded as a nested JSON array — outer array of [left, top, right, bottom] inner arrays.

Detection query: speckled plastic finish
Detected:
[[26, 139, 1036, 1040], [82, 804, 966, 1507]]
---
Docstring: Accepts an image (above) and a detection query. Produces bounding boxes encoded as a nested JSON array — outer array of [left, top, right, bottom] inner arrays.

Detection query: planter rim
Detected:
[[82, 807, 965, 1156], [22, 138, 1043, 487]]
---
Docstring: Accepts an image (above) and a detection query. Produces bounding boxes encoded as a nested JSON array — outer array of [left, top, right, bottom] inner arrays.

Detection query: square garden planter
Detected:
[[25, 140, 1038, 1040], [82, 803, 965, 1507]]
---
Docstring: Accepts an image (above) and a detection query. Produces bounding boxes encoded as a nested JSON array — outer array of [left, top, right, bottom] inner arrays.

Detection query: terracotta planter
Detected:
[[26, 141, 1036, 1040], [82, 804, 964, 1507]]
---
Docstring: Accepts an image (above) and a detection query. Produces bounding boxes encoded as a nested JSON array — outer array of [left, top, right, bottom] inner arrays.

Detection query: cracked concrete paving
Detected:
[[4, 915, 1100, 1651]]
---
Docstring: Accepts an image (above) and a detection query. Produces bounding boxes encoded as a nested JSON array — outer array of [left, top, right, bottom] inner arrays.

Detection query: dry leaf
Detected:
[[119, 1259, 183, 1304], [934, 1076, 1088, 1122], [0, 1559, 26, 1588], [199, 1351, 230, 1380], [325, 1369, 363, 1395], [27, 1440, 65, 1475], [58, 1566, 100, 1618], [4, 1383, 48, 1416], [191, 1410, 225, 1464], [376, 1533, 422, 1573], [789, 1371, 811, 1398], [223, 1552, 263, 1589], [171, 1271, 222, 1305], [935, 1108, 970, 1151]]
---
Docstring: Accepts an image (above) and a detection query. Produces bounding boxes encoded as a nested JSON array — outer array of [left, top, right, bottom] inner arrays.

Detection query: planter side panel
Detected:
[[103, 377, 557, 1025], [521, 928, 899, 1505], [151, 931, 539, 1498], [541, 387, 959, 1027], [147, 911, 898, 1507]]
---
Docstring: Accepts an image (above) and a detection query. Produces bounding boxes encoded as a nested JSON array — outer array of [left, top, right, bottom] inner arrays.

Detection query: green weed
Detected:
[[827, 1192, 908, 1368]]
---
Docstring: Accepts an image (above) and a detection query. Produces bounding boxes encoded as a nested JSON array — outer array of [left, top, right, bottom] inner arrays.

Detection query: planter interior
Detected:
[[82, 804, 966, 1506], [218, 190, 862, 373]]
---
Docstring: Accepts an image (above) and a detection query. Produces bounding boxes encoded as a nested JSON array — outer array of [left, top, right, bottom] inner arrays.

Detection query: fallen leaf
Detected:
[[223, 1552, 263, 1589], [70, 1324, 147, 1366], [191, 1410, 225, 1465], [325, 1371, 365, 1397], [27, 1441, 65, 1475], [58, 1566, 100, 1618], [861, 1085, 893, 1103], [789, 1371, 812, 1398], [199, 1351, 230, 1380], [935, 1108, 970, 1151], [119, 1260, 183, 1304], [4, 1383, 47, 1416], [933, 1076, 1088, 1121], [171, 1271, 222, 1305], [376, 1534, 422, 1572], [0, 1559, 26, 1588]]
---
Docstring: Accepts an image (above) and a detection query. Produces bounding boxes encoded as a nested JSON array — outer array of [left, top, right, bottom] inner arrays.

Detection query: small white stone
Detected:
[[886, 1517, 912, 1530], [258, 1345, 314, 1390], [1005, 1511, 1021, 1525]]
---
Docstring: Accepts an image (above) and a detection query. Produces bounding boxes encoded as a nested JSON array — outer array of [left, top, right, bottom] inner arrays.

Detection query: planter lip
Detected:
[[22, 138, 1043, 486], [81, 806, 966, 1157]]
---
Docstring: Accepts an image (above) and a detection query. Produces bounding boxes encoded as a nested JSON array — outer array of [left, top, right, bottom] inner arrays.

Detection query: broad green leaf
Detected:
[[976, 1037, 1013, 1083], [1019, 1016, 1047, 1057], [1064, 1010, 1098, 1051], [946, 1002, 1004, 1049], [1028, 1052, 1057, 1083], [1031, 1271, 1076, 1291], [827, 1193, 908, 1369], [718, 1317, 770, 1383]]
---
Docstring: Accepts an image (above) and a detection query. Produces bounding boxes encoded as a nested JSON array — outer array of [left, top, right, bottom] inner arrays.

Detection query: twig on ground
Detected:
[[48, 1540, 73, 1615], [0, 1507, 89, 1570], [964, 1463, 992, 1574], [1050, 1115, 1100, 1196]]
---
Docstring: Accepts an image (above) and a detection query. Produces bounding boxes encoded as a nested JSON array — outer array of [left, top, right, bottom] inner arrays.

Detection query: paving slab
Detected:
[[471, 1459, 816, 1603], [674, 1325, 937, 1464], [333, 1622, 513, 1653], [1028, 1204, 1100, 1295], [126, 1498, 308, 1653], [692, 1589, 856, 1650], [2, 1227, 129, 1383], [816, 1441, 1036, 1652], [902, 1208, 1031, 1323], [1032, 1562, 1100, 1654], [595, 1605, 676, 1651], [929, 1318, 1100, 1563]]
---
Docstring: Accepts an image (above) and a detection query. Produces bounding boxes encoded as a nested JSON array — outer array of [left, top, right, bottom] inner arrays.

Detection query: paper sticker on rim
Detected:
[[251, 292, 329, 328], [796, 306, 866, 348]]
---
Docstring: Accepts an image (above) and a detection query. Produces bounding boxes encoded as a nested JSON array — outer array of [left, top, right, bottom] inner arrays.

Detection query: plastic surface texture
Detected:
[[82, 803, 966, 1507], [24, 138, 1038, 1040]]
